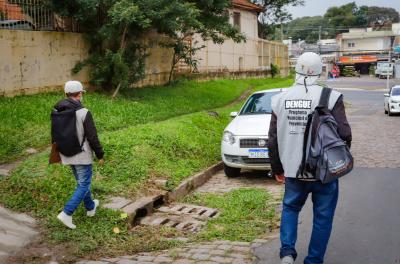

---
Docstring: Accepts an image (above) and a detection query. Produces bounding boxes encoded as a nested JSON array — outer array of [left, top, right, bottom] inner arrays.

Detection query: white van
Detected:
[[376, 62, 394, 78]]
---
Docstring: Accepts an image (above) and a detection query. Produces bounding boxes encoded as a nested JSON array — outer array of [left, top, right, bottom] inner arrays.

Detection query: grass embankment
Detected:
[[0, 78, 281, 164], [0, 77, 292, 260], [185, 188, 279, 242]]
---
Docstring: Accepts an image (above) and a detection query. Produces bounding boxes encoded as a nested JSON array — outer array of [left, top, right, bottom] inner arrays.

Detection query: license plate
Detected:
[[248, 149, 269, 158]]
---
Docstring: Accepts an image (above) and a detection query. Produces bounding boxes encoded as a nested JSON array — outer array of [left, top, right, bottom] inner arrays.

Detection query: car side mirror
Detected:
[[230, 112, 238, 118], [384, 93, 390, 97]]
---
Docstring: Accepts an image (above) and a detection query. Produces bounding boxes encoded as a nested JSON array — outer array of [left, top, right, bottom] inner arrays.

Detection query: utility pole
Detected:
[[318, 26, 322, 55], [318, 26, 322, 42], [387, 49, 391, 91]]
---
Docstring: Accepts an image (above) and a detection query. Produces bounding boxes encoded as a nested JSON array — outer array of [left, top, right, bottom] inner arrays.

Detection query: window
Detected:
[[391, 88, 400, 96], [240, 92, 281, 115], [348, 42, 355, 48], [233, 12, 241, 31], [239, 57, 244, 71]]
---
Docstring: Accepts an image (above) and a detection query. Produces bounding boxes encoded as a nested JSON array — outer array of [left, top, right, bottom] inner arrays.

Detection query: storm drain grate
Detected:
[[137, 203, 219, 232], [157, 203, 219, 220], [139, 213, 205, 232]]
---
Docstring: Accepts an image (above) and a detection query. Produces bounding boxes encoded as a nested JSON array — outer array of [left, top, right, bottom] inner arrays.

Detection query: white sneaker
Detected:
[[281, 256, 294, 264], [57, 211, 76, 229], [87, 199, 99, 217]]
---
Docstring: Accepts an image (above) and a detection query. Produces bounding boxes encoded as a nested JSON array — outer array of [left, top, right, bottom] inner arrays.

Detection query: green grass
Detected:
[[184, 188, 279, 242], [0, 77, 291, 164], [0, 77, 293, 259]]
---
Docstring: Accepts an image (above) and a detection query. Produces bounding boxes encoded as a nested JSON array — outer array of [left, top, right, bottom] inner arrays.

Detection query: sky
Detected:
[[287, 0, 400, 18]]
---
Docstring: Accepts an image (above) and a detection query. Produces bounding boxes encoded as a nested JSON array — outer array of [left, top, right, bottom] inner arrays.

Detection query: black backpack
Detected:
[[297, 87, 354, 183], [51, 106, 85, 157]]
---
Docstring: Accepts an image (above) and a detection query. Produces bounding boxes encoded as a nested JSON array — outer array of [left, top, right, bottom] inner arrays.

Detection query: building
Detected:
[[185, 0, 289, 76], [337, 23, 400, 74]]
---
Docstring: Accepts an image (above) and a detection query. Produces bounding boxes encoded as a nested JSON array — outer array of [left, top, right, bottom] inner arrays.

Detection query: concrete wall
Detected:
[[0, 29, 89, 96], [191, 35, 288, 75], [0, 27, 289, 96], [135, 33, 174, 87], [185, 8, 289, 76]]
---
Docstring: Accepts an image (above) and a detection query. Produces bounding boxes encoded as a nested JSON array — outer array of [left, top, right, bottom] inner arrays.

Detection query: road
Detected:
[[254, 76, 400, 264], [321, 76, 396, 91]]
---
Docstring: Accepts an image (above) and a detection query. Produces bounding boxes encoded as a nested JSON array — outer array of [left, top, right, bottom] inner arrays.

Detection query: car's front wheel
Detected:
[[224, 164, 241, 178]]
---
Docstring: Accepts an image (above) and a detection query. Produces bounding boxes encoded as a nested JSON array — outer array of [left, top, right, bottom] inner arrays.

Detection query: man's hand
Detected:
[[275, 173, 285, 184], [98, 159, 105, 166]]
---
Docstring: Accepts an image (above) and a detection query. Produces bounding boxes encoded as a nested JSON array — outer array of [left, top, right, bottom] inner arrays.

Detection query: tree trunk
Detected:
[[168, 50, 177, 84], [111, 83, 121, 99], [112, 25, 128, 99]]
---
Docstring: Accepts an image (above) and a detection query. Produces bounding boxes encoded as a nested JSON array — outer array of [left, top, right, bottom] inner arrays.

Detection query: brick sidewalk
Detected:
[[196, 171, 282, 198], [77, 239, 274, 264], [349, 108, 400, 168]]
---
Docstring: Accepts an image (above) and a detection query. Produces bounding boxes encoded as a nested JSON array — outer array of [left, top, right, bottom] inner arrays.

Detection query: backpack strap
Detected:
[[317, 87, 332, 112], [297, 87, 332, 178], [297, 112, 313, 177]]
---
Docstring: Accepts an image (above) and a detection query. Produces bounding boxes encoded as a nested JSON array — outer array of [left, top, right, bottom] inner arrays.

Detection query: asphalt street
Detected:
[[254, 168, 400, 264], [254, 77, 400, 264], [321, 76, 397, 91]]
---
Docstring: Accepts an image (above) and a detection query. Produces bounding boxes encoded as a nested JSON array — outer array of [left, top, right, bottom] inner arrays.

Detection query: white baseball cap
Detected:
[[295, 52, 323, 86], [64, 80, 86, 94]]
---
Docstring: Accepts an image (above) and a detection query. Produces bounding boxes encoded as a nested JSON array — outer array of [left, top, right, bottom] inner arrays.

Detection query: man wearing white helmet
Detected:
[[268, 52, 352, 264], [51, 81, 104, 229]]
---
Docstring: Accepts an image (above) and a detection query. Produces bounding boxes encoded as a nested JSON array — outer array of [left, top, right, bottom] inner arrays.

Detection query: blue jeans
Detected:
[[280, 178, 339, 264], [63, 165, 95, 216]]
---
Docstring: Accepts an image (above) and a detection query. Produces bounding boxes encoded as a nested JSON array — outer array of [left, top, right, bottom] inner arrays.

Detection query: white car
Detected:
[[221, 88, 285, 177], [384, 85, 400, 116]]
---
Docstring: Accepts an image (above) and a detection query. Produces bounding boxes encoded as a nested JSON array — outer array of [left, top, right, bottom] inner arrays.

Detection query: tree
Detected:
[[253, 0, 305, 40], [362, 6, 400, 25], [159, 0, 245, 83], [284, 16, 329, 43], [324, 2, 360, 28], [52, 0, 244, 95], [283, 2, 400, 43]]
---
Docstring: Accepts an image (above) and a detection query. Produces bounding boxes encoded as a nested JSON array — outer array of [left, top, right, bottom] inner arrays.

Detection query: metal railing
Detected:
[[0, 0, 79, 32]]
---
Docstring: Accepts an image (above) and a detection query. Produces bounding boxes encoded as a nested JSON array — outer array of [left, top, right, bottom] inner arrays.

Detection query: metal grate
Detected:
[[240, 138, 268, 148], [0, 0, 79, 31]]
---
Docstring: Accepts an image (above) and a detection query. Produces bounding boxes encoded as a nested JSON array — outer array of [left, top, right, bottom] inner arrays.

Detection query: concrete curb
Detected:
[[104, 162, 223, 226], [166, 162, 223, 202]]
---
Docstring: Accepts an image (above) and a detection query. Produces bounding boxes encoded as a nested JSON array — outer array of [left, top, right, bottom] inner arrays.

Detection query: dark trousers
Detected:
[[280, 178, 339, 264]]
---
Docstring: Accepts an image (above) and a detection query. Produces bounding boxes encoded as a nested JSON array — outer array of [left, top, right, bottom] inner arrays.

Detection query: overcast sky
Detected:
[[288, 0, 400, 18]]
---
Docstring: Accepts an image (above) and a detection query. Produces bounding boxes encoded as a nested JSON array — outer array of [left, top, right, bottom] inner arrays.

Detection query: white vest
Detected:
[[271, 84, 341, 178]]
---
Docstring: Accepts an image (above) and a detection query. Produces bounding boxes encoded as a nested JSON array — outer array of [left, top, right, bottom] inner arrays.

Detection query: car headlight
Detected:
[[390, 99, 400, 103], [223, 131, 236, 144]]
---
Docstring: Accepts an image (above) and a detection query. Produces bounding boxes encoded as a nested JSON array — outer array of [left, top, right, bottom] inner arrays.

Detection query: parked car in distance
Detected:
[[384, 85, 400, 116], [376, 62, 394, 78], [221, 88, 286, 177]]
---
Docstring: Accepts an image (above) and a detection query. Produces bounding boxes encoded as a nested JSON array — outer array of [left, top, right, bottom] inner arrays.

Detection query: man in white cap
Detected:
[[51, 80, 104, 229], [268, 52, 352, 264]]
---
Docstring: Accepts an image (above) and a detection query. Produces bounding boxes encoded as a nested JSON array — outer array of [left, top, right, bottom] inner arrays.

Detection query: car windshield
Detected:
[[392, 88, 400, 96], [240, 92, 280, 115]]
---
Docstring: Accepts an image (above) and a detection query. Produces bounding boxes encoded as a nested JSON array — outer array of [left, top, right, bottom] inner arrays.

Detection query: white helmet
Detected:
[[64, 80, 85, 94], [295, 52, 323, 86]]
